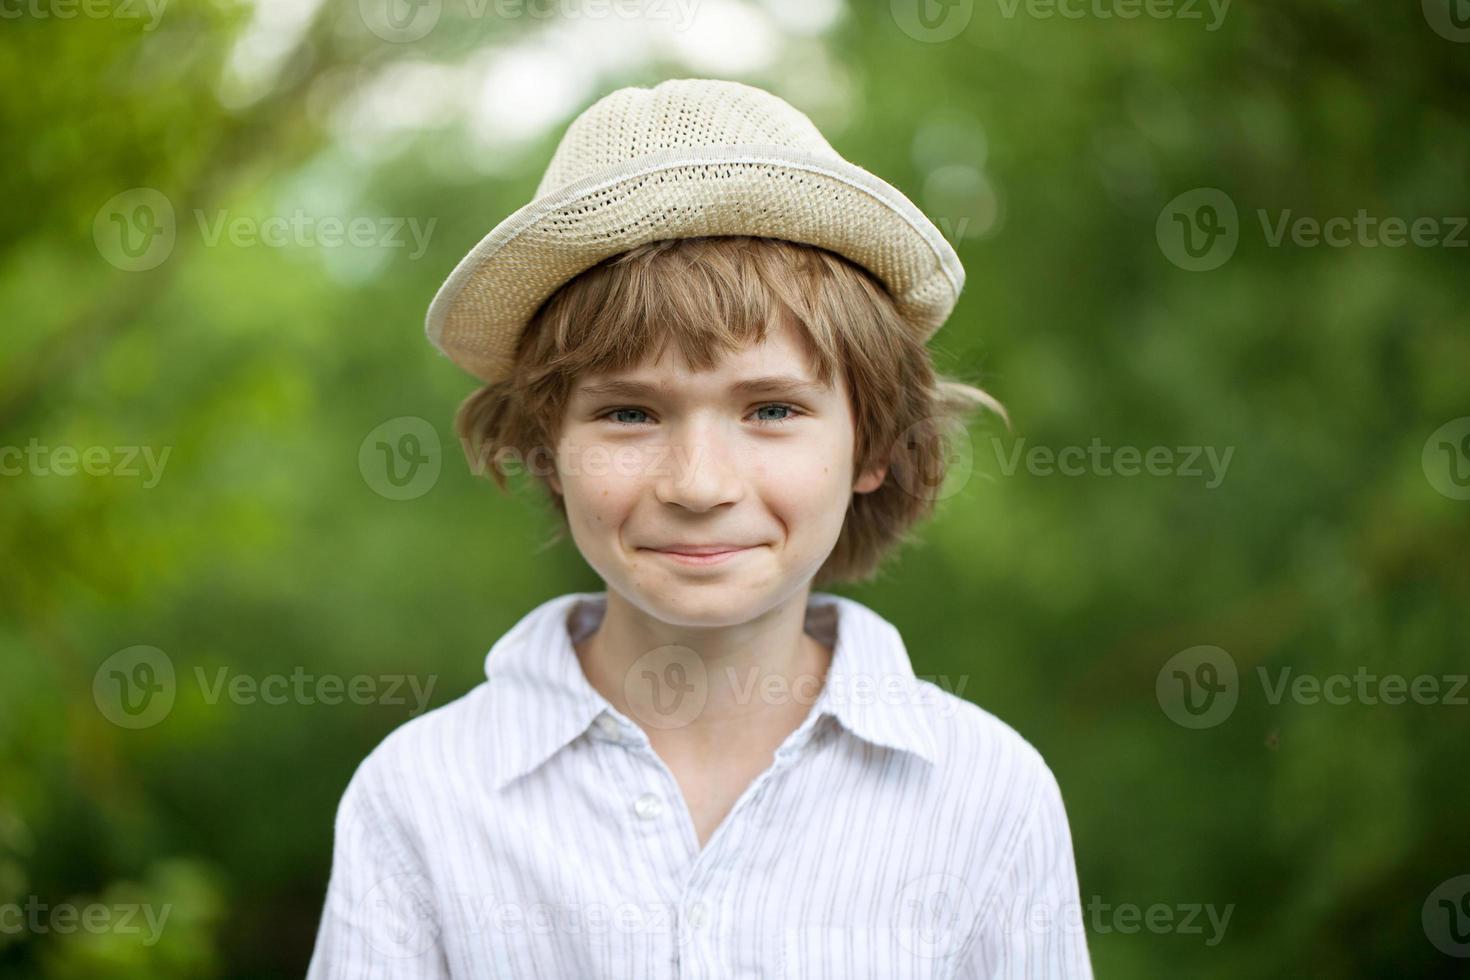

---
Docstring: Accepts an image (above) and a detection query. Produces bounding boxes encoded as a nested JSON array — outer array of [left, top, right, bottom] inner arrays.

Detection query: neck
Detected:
[[575, 586, 833, 745]]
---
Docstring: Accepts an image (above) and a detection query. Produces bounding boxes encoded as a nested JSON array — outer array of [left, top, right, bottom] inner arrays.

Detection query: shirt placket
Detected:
[[590, 706, 832, 979]]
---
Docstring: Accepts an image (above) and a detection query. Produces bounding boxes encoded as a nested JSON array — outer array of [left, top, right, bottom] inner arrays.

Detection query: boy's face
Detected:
[[550, 317, 887, 627]]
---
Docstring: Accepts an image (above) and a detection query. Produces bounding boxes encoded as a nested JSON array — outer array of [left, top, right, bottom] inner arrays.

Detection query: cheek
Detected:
[[557, 443, 642, 526], [753, 441, 854, 520]]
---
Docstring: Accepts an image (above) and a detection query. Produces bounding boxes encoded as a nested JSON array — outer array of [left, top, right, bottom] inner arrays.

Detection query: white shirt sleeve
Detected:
[[956, 762, 1094, 979], [305, 755, 451, 979]]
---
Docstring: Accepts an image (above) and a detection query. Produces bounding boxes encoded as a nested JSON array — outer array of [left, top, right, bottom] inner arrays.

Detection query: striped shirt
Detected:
[[306, 590, 1093, 978]]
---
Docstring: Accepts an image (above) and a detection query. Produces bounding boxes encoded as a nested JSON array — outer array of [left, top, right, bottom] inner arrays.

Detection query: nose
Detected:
[[653, 417, 746, 512]]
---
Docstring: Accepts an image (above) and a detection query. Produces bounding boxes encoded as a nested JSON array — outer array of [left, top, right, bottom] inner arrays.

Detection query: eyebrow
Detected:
[[575, 375, 832, 400]]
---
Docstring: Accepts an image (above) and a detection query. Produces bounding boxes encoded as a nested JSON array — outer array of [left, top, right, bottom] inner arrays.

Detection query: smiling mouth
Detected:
[[640, 546, 759, 567]]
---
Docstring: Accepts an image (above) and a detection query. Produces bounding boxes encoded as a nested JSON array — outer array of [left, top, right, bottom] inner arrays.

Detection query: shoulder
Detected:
[[906, 685, 1081, 901], [826, 592, 1067, 822], [336, 682, 496, 818], [914, 680, 1068, 825]]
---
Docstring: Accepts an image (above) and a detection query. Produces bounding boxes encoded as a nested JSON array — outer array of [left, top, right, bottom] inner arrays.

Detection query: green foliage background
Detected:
[[2, 0, 1467, 976]]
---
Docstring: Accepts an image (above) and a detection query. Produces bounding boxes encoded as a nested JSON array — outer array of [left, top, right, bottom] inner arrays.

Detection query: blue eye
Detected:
[[598, 404, 803, 427], [751, 404, 800, 426], [604, 408, 651, 426]]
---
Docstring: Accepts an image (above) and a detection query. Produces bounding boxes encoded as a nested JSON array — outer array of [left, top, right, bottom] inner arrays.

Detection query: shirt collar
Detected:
[[480, 591, 939, 791]]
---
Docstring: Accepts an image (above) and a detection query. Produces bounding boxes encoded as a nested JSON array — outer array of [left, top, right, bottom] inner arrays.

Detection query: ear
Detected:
[[853, 462, 887, 495], [544, 426, 565, 497]]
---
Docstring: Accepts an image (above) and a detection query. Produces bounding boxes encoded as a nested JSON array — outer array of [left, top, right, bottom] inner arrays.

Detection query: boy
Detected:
[[308, 78, 1092, 978]]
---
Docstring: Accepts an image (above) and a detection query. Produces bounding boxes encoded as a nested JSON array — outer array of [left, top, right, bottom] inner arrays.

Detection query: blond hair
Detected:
[[454, 235, 1005, 588]]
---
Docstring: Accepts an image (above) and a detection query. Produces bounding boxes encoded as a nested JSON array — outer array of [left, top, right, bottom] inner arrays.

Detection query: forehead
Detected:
[[575, 316, 834, 395]]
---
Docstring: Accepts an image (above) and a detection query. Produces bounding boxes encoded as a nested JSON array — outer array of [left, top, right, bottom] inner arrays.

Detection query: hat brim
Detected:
[[425, 143, 964, 383]]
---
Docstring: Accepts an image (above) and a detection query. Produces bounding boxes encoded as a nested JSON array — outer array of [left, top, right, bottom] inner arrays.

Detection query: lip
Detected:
[[641, 545, 759, 566]]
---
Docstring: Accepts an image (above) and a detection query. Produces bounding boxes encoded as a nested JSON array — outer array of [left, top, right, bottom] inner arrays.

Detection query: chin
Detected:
[[596, 544, 821, 623], [645, 588, 759, 625], [615, 574, 775, 628]]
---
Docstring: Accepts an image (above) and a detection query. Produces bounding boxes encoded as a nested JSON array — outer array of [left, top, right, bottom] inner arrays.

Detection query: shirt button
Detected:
[[633, 793, 664, 819], [687, 902, 708, 928], [595, 714, 621, 738]]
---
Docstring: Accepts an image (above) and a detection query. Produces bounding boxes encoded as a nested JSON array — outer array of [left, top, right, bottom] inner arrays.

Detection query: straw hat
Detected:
[[425, 78, 964, 384]]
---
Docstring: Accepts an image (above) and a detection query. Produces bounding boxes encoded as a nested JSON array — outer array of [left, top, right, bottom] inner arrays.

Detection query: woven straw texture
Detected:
[[425, 78, 964, 383]]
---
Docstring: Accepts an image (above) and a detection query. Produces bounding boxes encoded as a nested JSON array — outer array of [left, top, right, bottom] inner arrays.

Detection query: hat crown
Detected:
[[535, 78, 842, 198], [428, 77, 964, 384]]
